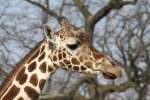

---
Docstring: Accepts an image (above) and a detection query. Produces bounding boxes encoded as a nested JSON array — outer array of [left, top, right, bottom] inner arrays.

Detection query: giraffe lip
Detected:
[[103, 72, 117, 79]]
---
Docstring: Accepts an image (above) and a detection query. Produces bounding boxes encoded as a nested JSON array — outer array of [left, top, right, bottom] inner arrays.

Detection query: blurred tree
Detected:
[[0, 0, 150, 100]]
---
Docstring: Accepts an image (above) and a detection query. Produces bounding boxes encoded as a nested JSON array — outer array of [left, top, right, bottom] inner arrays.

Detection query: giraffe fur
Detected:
[[0, 19, 122, 100]]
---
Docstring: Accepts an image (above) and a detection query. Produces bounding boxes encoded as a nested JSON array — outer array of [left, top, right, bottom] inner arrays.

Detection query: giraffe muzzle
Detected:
[[102, 66, 122, 79], [95, 62, 122, 79]]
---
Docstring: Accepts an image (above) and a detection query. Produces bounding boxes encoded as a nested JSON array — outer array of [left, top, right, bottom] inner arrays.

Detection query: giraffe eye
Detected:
[[66, 41, 80, 50]]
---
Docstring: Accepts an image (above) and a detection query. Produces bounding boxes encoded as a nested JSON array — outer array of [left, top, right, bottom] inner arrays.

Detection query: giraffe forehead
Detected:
[[55, 30, 90, 42], [55, 31, 69, 38]]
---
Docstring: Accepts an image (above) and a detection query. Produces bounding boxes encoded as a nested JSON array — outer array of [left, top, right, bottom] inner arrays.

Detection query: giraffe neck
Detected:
[[0, 39, 56, 100]]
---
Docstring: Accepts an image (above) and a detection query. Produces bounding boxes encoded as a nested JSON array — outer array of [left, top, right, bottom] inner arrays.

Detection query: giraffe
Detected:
[[0, 19, 122, 100]]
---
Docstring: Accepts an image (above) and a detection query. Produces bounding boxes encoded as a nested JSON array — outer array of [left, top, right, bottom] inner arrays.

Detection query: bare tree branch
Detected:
[[89, 0, 137, 35], [39, 75, 135, 100], [97, 80, 135, 93], [74, 0, 137, 41], [91, 0, 137, 24], [25, 0, 64, 23], [73, 0, 91, 20]]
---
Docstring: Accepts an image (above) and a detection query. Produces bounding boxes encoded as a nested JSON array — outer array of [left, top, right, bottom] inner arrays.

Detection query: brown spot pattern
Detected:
[[63, 59, 70, 65], [102, 58, 105, 62], [73, 66, 79, 70], [24, 86, 39, 100], [84, 61, 92, 68], [54, 50, 57, 54], [58, 50, 61, 53], [81, 65, 86, 70], [68, 65, 72, 69], [79, 56, 83, 62], [83, 56, 88, 60], [28, 61, 36, 72], [28, 49, 40, 63], [58, 54, 62, 60], [59, 62, 65, 67], [2, 85, 20, 100], [40, 45, 45, 53], [63, 48, 66, 51], [17, 97, 23, 100], [39, 79, 46, 90], [71, 58, 80, 65], [60, 35, 63, 38], [90, 46, 98, 52], [93, 52, 104, 60], [48, 66, 54, 72], [39, 62, 47, 73], [30, 74, 38, 86], [16, 67, 28, 85], [53, 63, 58, 67], [62, 53, 66, 58], [38, 52, 45, 62], [53, 55, 57, 61]]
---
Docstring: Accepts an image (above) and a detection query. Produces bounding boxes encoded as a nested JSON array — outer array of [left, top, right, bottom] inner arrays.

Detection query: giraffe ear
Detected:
[[43, 24, 52, 39], [43, 25, 57, 49]]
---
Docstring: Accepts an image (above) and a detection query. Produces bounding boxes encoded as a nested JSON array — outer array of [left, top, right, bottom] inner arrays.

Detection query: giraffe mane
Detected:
[[0, 39, 45, 97]]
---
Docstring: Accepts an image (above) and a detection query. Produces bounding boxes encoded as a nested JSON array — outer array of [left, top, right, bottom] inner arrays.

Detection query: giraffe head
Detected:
[[44, 19, 122, 79]]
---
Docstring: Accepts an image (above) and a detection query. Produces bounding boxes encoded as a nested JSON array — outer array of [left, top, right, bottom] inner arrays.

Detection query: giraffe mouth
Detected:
[[92, 68, 117, 79], [102, 72, 117, 79], [94, 63, 122, 79]]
